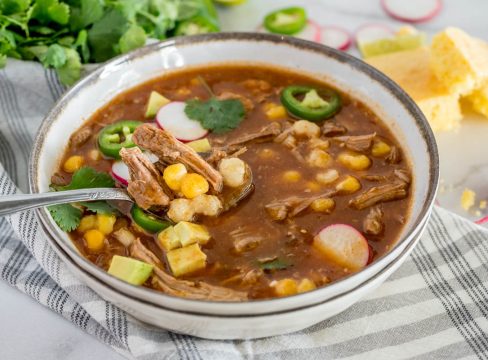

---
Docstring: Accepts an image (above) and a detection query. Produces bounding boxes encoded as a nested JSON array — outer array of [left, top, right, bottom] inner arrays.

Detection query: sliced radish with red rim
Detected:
[[256, 20, 321, 43], [111, 161, 130, 186], [355, 23, 394, 46], [156, 101, 208, 142], [313, 224, 370, 271], [382, 0, 442, 23], [320, 26, 352, 51]]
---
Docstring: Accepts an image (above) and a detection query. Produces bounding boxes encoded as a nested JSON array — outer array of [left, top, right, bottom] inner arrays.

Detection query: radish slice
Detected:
[[296, 20, 321, 42], [111, 161, 130, 186], [355, 23, 394, 46], [382, 0, 442, 23], [313, 224, 369, 271], [156, 102, 208, 142], [320, 26, 352, 51], [255, 20, 321, 43], [145, 151, 159, 163]]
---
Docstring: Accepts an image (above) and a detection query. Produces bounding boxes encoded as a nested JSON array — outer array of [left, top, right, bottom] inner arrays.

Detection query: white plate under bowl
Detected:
[[30, 33, 439, 338]]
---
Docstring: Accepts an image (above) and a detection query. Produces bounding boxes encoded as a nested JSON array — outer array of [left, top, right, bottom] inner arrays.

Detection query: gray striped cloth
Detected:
[[1, 58, 488, 359]]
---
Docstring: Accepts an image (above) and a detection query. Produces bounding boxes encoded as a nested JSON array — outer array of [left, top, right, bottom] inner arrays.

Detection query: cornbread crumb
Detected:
[[461, 188, 476, 211], [367, 47, 462, 132], [431, 28, 488, 96], [480, 200, 487, 209]]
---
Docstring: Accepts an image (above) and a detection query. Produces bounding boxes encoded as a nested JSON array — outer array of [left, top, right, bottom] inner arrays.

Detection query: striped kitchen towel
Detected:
[[1, 58, 488, 360]]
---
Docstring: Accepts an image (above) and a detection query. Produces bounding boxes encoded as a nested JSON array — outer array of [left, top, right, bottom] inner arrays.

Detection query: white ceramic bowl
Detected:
[[30, 33, 439, 339]]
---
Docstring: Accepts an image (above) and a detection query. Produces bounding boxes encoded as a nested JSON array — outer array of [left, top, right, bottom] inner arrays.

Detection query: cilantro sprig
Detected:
[[0, 0, 219, 85], [184, 77, 245, 134], [48, 166, 117, 232]]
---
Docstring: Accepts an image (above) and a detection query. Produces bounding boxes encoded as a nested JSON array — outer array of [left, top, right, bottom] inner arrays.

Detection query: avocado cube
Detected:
[[157, 226, 182, 251], [174, 221, 211, 247], [108, 255, 153, 285], [145, 91, 170, 118], [166, 244, 207, 277]]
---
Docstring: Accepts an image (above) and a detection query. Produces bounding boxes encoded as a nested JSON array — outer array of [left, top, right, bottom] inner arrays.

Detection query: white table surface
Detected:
[[1, 1, 487, 359]]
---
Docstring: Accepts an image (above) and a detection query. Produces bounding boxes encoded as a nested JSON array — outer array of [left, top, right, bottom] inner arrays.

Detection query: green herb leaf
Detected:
[[41, 44, 67, 68], [0, 54, 7, 68], [259, 258, 289, 271], [87, 8, 128, 62], [31, 0, 70, 25], [48, 203, 83, 232], [185, 98, 245, 134], [0, 0, 31, 15], [55, 47, 81, 85], [81, 201, 119, 215], [70, 0, 104, 31], [57, 166, 115, 191], [118, 24, 146, 54], [74, 29, 89, 63]]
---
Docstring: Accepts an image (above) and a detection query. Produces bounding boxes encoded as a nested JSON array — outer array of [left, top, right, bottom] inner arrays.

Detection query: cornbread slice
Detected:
[[431, 28, 488, 95], [367, 47, 462, 131], [465, 84, 488, 118]]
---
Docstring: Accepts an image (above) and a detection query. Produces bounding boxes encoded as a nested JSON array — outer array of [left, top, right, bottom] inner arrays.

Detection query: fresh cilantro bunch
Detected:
[[48, 167, 118, 232], [0, 0, 219, 85]]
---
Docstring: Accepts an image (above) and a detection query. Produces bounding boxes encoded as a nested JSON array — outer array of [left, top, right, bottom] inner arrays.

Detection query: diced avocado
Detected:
[[108, 255, 153, 285], [145, 91, 171, 118], [157, 226, 182, 251], [174, 221, 211, 247], [187, 138, 211, 153], [166, 243, 207, 277]]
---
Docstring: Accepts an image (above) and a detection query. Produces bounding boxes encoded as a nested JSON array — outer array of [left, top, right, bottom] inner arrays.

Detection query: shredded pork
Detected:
[[133, 124, 224, 192], [120, 147, 170, 209]]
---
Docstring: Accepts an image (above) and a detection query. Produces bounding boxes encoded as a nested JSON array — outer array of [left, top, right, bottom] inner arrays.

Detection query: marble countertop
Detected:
[[2, 1, 487, 359]]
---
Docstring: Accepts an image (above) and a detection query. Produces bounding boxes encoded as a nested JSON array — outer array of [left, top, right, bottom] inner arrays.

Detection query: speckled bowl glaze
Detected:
[[30, 33, 439, 339]]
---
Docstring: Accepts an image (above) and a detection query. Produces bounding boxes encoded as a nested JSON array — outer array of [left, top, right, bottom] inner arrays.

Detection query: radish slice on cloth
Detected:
[[256, 20, 321, 43], [382, 0, 442, 23], [313, 224, 370, 271], [320, 26, 352, 50], [295, 20, 321, 42], [355, 23, 394, 46], [111, 161, 130, 186], [156, 102, 208, 142]]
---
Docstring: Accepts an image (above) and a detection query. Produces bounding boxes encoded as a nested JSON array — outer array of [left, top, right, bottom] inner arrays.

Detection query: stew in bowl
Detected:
[[49, 63, 412, 301]]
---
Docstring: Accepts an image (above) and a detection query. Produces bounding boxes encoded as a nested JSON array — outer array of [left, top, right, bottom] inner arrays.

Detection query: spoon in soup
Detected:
[[0, 168, 254, 217]]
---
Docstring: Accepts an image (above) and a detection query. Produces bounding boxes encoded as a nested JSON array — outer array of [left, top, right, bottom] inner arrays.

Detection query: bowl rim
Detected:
[[29, 32, 439, 311]]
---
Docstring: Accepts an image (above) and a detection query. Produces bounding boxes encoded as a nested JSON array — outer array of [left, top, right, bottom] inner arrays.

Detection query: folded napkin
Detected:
[[1, 59, 488, 360]]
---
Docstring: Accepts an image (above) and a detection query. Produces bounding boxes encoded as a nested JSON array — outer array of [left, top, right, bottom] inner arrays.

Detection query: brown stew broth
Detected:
[[57, 64, 412, 299]]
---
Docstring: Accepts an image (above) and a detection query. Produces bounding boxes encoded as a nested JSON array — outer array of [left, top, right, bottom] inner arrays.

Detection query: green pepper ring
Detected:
[[98, 120, 143, 159], [281, 86, 341, 122], [175, 15, 220, 36], [264, 7, 307, 35], [131, 205, 171, 234]]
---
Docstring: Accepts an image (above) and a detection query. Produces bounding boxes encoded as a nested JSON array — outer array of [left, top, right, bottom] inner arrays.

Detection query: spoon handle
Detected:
[[0, 188, 130, 217]]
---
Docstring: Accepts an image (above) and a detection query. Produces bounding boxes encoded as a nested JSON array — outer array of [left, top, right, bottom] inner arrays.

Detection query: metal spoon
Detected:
[[0, 188, 131, 217], [0, 169, 255, 217]]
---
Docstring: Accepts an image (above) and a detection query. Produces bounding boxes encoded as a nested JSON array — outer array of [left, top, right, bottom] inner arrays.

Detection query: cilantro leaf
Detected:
[[40, 44, 67, 68], [48, 203, 83, 232], [259, 258, 289, 271], [74, 29, 89, 63], [81, 201, 119, 215], [55, 47, 81, 85], [87, 8, 128, 62], [70, 0, 104, 31], [185, 98, 245, 134], [57, 166, 115, 190], [0, 54, 6, 68], [0, 0, 31, 15], [118, 24, 146, 54], [31, 0, 70, 25]]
